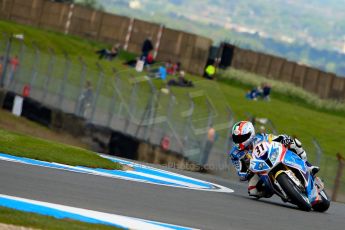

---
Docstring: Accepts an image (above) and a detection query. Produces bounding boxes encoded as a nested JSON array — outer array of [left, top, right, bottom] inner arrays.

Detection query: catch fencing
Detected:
[[0, 35, 234, 175]]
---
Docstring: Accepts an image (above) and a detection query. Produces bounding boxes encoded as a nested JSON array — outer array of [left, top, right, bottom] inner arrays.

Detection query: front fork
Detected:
[[270, 168, 304, 201]]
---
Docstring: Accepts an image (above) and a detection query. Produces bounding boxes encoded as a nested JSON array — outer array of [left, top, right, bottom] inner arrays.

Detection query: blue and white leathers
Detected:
[[229, 133, 273, 180], [248, 141, 330, 211]]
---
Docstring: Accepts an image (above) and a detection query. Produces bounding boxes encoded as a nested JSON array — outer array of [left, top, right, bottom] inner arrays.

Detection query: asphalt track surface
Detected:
[[0, 160, 344, 230]]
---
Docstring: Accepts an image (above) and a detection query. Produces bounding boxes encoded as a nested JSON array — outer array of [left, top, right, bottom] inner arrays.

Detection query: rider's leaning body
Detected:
[[229, 121, 319, 197]]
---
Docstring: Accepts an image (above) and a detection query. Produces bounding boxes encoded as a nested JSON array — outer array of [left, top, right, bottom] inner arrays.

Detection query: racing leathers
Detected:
[[229, 133, 317, 197]]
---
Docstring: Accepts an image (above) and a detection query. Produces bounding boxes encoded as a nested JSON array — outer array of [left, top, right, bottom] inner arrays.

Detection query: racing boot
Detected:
[[248, 175, 273, 199]]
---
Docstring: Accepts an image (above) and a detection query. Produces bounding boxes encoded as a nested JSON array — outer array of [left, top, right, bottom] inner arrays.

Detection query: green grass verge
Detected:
[[0, 206, 121, 230], [0, 129, 121, 170]]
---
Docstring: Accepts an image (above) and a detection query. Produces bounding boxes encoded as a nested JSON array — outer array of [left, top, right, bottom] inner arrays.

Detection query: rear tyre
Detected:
[[313, 190, 330, 212], [276, 173, 312, 211]]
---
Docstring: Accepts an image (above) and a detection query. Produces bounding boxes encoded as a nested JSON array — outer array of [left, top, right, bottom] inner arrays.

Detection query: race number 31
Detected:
[[253, 142, 268, 158]]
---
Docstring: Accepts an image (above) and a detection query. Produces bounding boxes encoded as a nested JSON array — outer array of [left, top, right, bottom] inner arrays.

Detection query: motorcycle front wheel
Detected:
[[313, 190, 330, 212], [276, 173, 312, 211]]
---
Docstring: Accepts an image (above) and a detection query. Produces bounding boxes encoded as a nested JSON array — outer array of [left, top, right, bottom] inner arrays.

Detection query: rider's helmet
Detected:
[[231, 121, 256, 150]]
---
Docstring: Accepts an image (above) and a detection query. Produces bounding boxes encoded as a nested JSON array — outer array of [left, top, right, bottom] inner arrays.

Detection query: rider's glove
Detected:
[[239, 170, 254, 181], [281, 136, 293, 147]]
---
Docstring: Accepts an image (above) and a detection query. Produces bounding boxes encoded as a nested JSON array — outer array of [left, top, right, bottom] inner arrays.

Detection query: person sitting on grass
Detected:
[[167, 71, 194, 87], [262, 83, 271, 101], [96, 44, 120, 60]]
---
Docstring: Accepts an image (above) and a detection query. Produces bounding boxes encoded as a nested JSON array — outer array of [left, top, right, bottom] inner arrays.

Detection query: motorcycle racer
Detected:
[[229, 120, 319, 198]]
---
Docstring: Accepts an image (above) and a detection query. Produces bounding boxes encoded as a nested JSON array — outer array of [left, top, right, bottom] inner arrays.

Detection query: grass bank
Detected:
[[0, 128, 121, 170], [0, 206, 121, 230]]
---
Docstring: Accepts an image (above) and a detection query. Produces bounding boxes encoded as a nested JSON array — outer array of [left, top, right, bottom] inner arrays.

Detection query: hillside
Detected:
[[94, 0, 345, 76]]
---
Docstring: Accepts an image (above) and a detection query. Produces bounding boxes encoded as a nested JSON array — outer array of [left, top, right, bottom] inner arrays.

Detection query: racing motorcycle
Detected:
[[248, 141, 330, 212]]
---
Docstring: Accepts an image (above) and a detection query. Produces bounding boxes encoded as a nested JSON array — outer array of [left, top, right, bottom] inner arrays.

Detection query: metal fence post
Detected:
[[224, 106, 235, 154], [75, 57, 87, 116], [182, 94, 194, 155], [90, 63, 104, 123], [58, 52, 70, 109], [107, 69, 120, 127], [9, 37, 25, 91], [200, 98, 215, 166], [0, 36, 12, 87], [165, 92, 175, 134], [128, 75, 138, 123], [332, 153, 345, 202], [115, 75, 124, 117], [123, 75, 137, 133], [29, 42, 40, 89], [41, 48, 55, 102], [312, 138, 323, 166], [135, 78, 156, 141]]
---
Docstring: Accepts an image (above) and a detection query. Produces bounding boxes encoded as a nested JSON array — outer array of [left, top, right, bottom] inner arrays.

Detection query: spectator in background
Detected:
[[174, 62, 182, 74], [0, 56, 3, 77], [77, 80, 93, 117], [201, 124, 216, 166], [262, 83, 271, 101], [246, 85, 263, 100], [158, 63, 169, 93], [96, 44, 120, 60], [141, 37, 153, 60], [204, 63, 216, 80], [8, 55, 19, 85], [146, 51, 154, 65], [158, 63, 167, 81], [246, 83, 271, 101], [166, 60, 174, 75], [166, 61, 181, 75], [167, 70, 194, 87]]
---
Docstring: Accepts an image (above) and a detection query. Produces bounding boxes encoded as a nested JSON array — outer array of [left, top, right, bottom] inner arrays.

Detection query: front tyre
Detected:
[[276, 173, 312, 211], [313, 190, 330, 212]]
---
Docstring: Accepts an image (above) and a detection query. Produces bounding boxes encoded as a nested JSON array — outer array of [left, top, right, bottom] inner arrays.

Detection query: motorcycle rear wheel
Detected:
[[276, 173, 312, 211]]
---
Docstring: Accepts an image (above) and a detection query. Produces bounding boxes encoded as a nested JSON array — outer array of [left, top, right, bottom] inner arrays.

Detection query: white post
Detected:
[[124, 18, 134, 51], [64, 3, 74, 35], [154, 24, 164, 59], [12, 95, 24, 117]]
